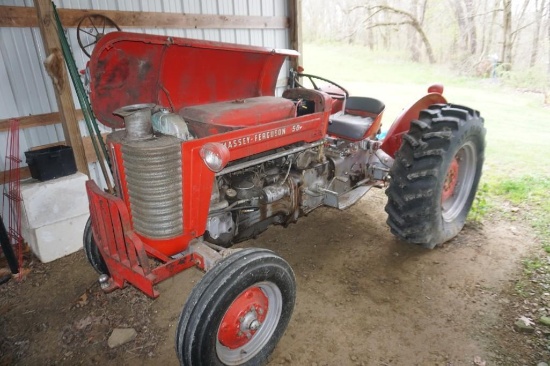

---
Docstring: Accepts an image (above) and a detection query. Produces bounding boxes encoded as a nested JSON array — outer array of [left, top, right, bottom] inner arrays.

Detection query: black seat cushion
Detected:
[[328, 112, 373, 140], [327, 97, 385, 140]]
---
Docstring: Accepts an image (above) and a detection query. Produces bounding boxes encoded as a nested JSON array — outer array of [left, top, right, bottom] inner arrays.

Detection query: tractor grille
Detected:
[[121, 135, 183, 239]]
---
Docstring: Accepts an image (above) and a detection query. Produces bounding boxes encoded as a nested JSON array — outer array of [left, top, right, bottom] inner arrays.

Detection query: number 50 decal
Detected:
[[291, 124, 303, 132]]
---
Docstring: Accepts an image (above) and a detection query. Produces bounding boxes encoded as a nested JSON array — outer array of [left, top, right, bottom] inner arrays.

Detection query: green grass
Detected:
[[523, 258, 546, 275], [468, 183, 490, 224], [498, 66, 549, 92], [490, 176, 550, 207], [488, 176, 550, 236]]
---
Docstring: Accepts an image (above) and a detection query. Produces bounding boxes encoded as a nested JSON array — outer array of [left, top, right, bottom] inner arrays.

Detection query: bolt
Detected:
[[249, 320, 261, 331], [239, 317, 244, 323], [258, 308, 264, 315], [98, 274, 109, 290]]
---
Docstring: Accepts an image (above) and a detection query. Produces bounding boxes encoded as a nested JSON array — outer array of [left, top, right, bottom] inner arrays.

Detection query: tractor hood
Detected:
[[89, 31, 299, 128]]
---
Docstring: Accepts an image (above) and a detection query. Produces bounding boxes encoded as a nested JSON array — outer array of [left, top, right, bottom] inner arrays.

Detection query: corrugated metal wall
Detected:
[[0, 0, 292, 221], [0, 0, 291, 208]]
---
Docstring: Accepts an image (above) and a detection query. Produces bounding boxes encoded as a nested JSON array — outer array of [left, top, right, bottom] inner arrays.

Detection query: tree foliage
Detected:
[[302, 0, 550, 76]]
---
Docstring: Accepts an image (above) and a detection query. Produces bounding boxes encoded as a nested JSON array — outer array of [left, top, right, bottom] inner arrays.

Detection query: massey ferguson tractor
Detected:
[[83, 32, 485, 365]]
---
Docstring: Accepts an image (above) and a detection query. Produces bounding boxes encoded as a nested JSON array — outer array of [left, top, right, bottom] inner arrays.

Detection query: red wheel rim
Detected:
[[442, 157, 459, 202], [441, 141, 477, 222], [218, 287, 269, 349]]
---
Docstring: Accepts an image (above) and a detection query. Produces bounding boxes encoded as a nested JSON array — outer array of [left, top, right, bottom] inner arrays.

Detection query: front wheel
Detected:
[[83, 217, 109, 274], [176, 248, 296, 366], [385, 104, 486, 248]]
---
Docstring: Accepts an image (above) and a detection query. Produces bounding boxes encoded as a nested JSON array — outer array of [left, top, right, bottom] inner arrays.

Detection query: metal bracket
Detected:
[[177, 239, 243, 272], [320, 185, 371, 210]]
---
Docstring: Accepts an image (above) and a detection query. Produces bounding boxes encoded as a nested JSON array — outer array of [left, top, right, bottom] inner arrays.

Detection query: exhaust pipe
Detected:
[[113, 103, 155, 140]]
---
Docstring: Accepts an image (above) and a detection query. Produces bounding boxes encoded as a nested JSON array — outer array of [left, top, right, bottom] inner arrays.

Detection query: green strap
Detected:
[[51, 2, 112, 173]]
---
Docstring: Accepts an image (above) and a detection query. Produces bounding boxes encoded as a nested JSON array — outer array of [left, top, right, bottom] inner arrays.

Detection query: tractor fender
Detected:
[[380, 86, 447, 158]]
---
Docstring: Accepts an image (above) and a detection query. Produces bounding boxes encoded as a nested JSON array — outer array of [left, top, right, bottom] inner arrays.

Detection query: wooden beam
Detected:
[[288, 0, 303, 71], [0, 167, 31, 184], [34, 0, 89, 177], [0, 110, 84, 132], [0, 6, 289, 29]]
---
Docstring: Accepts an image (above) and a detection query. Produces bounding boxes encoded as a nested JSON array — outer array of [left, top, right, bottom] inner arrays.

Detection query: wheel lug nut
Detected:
[[249, 320, 260, 330]]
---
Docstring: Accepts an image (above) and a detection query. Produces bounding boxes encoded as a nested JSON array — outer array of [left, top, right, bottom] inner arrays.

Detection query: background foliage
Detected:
[[302, 0, 550, 94]]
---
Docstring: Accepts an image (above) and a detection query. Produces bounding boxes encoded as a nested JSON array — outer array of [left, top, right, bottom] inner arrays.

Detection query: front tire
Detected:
[[176, 248, 296, 366], [83, 217, 109, 274], [385, 104, 486, 248]]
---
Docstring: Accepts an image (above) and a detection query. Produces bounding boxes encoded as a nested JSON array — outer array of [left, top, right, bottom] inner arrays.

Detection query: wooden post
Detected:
[[288, 0, 303, 71], [34, 0, 89, 176]]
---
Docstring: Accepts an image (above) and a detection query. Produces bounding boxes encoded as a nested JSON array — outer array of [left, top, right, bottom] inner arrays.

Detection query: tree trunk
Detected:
[[464, 0, 477, 54], [501, 0, 512, 67], [486, 0, 500, 57], [412, 20, 436, 63], [480, 0, 488, 55], [449, 0, 476, 55], [409, 0, 421, 62], [530, 0, 543, 67], [545, 0, 550, 104], [547, 0, 550, 77], [379, 0, 391, 49], [451, 0, 468, 52], [513, 0, 532, 66], [366, 6, 375, 50], [365, 4, 436, 63]]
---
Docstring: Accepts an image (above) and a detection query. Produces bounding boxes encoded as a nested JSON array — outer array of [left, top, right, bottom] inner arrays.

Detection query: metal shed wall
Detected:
[[1, 0, 292, 220]]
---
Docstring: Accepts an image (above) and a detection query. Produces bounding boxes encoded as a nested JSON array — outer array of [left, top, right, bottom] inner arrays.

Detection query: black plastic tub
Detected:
[[25, 145, 77, 182]]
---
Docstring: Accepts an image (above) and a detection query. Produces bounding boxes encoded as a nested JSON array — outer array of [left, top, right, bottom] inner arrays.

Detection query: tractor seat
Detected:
[[328, 97, 385, 141]]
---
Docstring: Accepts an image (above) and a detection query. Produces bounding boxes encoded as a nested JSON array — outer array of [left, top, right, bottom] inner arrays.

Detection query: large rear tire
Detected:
[[385, 104, 486, 248], [176, 248, 296, 366]]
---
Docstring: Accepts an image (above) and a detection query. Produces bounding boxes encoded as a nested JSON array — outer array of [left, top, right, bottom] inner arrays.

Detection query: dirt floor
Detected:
[[0, 189, 547, 366]]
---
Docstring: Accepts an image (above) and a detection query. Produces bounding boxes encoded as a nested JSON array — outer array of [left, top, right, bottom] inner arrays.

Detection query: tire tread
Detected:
[[385, 104, 485, 248]]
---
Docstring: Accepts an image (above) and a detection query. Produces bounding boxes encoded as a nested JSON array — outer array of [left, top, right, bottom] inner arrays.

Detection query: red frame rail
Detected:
[[86, 180, 200, 298]]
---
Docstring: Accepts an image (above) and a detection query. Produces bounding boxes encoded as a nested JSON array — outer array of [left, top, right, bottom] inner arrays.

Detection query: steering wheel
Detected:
[[292, 72, 349, 99]]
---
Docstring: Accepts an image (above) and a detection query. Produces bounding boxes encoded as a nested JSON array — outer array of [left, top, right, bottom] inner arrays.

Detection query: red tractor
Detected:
[[84, 32, 485, 365]]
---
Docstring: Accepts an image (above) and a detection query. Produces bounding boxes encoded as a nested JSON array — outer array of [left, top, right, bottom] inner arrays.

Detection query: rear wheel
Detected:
[[176, 248, 296, 366], [83, 217, 109, 274], [385, 104, 486, 248]]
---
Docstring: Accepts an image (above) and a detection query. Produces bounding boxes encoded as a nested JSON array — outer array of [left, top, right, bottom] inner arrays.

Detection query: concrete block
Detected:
[[24, 213, 88, 263], [19, 172, 90, 263], [20, 172, 89, 228]]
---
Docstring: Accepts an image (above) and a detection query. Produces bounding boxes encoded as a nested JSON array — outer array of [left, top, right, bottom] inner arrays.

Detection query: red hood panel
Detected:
[[89, 32, 299, 128]]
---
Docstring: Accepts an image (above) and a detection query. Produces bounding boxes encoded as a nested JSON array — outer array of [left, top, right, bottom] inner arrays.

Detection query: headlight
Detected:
[[200, 142, 230, 172]]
